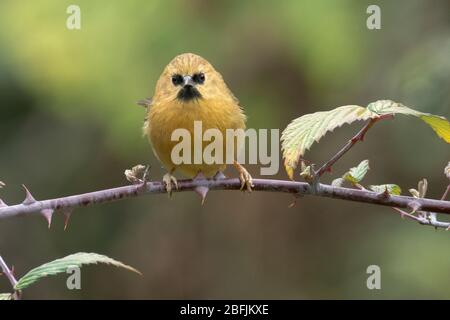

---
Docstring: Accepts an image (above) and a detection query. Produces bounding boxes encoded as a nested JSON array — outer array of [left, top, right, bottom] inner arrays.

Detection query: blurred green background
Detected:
[[0, 0, 449, 299]]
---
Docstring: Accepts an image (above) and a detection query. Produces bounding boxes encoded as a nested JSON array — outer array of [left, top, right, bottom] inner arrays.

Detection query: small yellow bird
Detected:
[[140, 53, 253, 199]]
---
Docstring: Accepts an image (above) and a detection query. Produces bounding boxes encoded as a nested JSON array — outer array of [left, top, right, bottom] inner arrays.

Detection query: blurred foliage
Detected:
[[0, 0, 449, 299]]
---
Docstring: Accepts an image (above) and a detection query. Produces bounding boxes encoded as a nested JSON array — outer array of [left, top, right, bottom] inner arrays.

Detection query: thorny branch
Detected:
[[312, 115, 450, 229], [0, 113, 448, 231], [0, 178, 449, 229]]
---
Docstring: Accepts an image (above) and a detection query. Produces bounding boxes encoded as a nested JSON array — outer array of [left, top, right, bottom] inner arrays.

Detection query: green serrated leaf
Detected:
[[14, 252, 141, 291], [281, 105, 376, 179], [281, 99, 449, 179], [343, 160, 370, 184], [369, 184, 402, 196], [0, 293, 12, 300], [367, 100, 450, 143]]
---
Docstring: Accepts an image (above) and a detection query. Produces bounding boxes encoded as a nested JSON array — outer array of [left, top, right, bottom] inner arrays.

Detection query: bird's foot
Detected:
[[233, 161, 254, 192], [163, 173, 178, 197]]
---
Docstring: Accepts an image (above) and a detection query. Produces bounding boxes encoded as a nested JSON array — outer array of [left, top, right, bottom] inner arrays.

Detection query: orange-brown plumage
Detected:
[[144, 53, 247, 178]]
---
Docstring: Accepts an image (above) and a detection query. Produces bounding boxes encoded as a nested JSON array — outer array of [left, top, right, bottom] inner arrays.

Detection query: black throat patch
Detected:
[[177, 86, 202, 102]]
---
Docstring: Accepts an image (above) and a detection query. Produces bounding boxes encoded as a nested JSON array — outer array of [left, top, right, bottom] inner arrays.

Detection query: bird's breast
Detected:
[[149, 99, 245, 136], [146, 99, 246, 177]]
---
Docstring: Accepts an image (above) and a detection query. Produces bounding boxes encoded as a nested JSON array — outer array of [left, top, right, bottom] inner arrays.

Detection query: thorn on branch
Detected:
[[22, 185, 37, 205], [63, 209, 73, 231], [194, 186, 209, 205], [193, 172, 209, 205], [41, 209, 54, 229], [0, 199, 7, 207], [376, 186, 391, 199]]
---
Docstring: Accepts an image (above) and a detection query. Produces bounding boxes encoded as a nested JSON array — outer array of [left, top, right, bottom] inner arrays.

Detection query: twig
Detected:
[[0, 255, 17, 288], [315, 116, 391, 177], [349, 180, 450, 229], [392, 207, 450, 229], [0, 179, 449, 230], [0, 255, 20, 299], [442, 185, 450, 201]]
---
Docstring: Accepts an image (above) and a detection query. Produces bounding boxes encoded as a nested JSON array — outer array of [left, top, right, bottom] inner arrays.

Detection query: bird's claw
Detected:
[[239, 171, 254, 192], [163, 173, 178, 197], [234, 162, 253, 192]]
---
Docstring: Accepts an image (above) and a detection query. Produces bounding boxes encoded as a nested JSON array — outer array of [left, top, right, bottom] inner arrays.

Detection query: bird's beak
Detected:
[[183, 75, 195, 87], [177, 75, 202, 101]]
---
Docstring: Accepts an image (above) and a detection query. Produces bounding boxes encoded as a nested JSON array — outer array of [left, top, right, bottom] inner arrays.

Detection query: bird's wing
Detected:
[[137, 97, 152, 108], [138, 97, 152, 132]]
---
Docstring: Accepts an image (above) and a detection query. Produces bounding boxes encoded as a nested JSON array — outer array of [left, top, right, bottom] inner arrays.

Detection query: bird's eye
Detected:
[[193, 73, 205, 84], [172, 74, 183, 86]]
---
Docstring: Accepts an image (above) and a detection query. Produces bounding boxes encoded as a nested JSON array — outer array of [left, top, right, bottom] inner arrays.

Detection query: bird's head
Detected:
[[153, 53, 236, 105]]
